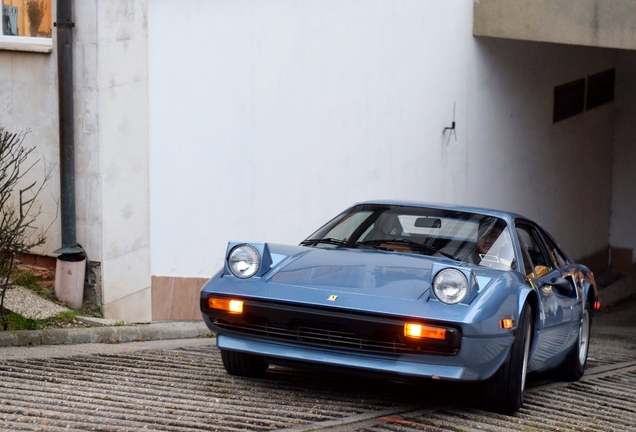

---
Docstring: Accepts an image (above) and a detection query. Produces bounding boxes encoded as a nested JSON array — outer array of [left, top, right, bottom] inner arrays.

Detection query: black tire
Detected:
[[481, 303, 533, 415], [220, 349, 268, 378], [559, 301, 591, 381]]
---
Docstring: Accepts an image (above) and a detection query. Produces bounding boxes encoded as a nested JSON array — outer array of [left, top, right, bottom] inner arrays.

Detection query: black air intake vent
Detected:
[[586, 69, 615, 110], [553, 79, 585, 123], [553, 69, 616, 123]]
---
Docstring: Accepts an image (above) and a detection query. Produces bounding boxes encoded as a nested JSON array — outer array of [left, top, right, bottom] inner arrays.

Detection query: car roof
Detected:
[[353, 200, 528, 224]]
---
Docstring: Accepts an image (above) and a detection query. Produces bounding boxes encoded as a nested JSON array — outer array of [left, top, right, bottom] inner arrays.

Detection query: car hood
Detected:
[[267, 247, 437, 300]]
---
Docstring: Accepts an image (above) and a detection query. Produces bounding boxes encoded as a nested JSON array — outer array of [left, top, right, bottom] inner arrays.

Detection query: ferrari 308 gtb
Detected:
[[200, 201, 598, 414]]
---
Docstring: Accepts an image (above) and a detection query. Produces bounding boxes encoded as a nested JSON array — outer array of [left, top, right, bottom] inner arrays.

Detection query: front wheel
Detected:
[[481, 303, 533, 414], [559, 301, 591, 381], [220, 349, 268, 378]]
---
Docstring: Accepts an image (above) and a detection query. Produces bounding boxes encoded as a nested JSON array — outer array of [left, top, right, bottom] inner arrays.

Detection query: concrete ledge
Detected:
[[474, 0, 636, 50], [599, 272, 636, 309], [0, 321, 213, 348]]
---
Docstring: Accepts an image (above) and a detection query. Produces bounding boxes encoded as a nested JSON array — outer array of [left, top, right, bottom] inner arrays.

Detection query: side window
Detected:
[[516, 227, 535, 276], [516, 225, 553, 278], [540, 230, 568, 268]]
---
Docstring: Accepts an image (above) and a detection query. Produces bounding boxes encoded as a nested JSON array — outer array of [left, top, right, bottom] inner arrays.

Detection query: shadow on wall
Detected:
[[468, 37, 616, 263]]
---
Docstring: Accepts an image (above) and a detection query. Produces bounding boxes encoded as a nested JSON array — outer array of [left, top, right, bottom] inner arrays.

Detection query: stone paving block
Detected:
[[40, 328, 72, 345], [14, 331, 41, 346], [0, 321, 212, 348]]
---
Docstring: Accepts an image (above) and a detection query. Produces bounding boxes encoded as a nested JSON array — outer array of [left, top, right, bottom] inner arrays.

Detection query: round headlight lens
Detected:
[[228, 244, 260, 279], [433, 269, 468, 304]]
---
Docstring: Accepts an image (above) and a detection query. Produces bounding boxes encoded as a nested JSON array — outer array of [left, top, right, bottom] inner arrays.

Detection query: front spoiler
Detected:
[[215, 331, 513, 382]]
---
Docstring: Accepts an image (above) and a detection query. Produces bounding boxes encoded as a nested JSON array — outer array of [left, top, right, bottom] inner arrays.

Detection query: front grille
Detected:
[[214, 319, 458, 355]]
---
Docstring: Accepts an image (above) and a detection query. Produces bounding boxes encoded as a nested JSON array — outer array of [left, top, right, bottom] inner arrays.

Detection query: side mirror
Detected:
[[550, 277, 573, 296]]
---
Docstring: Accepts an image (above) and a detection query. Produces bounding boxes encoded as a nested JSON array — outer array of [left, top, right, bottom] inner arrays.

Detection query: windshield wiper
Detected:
[[300, 238, 349, 247], [356, 239, 459, 261]]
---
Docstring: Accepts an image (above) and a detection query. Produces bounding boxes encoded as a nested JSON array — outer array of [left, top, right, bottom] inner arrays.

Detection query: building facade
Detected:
[[1, 0, 635, 321]]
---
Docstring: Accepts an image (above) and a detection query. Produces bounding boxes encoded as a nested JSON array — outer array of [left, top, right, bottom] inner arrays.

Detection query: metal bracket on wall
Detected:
[[54, 20, 75, 28], [443, 102, 457, 143]]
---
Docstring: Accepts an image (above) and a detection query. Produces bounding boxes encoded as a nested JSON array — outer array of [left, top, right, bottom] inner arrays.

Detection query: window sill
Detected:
[[0, 36, 52, 53]]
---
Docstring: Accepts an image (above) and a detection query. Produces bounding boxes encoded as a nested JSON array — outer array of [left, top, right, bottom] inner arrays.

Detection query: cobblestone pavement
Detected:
[[1, 265, 633, 431], [0, 317, 635, 431]]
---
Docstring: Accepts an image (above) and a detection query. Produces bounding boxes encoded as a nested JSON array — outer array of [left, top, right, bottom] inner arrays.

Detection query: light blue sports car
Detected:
[[200, 201, 598, 414]]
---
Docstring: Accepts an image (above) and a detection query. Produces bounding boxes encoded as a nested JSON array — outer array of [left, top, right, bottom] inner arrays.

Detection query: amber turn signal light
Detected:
[[500, 319, 514, 329], [404, 323, 447, 340], [208, 298, 244, 314]]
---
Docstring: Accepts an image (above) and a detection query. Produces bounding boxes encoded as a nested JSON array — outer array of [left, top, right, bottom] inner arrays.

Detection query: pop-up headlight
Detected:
[[228, 244, 260, 279]]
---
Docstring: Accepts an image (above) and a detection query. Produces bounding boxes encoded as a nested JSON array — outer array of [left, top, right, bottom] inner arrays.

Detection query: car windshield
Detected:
[[302, 204, 516, 270]]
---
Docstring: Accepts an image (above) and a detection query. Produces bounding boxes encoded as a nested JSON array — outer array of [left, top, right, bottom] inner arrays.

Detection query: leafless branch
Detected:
[[0, 127, 51, 330]]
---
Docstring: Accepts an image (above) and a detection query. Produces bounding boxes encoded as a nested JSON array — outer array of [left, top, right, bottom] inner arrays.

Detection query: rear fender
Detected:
[[577, 265, 598, 319], [582, 279, 598, 320]]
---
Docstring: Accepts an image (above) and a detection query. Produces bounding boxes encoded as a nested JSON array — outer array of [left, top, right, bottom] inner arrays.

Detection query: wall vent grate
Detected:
[[586, 69, 615, 110], [553, 78, 585, 123]]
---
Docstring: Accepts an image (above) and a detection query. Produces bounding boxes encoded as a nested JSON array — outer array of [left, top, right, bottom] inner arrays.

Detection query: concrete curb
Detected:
[[0, 321, 213, 348], [598, 272, 636, 309]]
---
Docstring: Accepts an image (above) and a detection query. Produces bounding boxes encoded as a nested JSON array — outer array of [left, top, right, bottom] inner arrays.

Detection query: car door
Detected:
[[515, 222, 576, 369], [536, 226, 583, 346]]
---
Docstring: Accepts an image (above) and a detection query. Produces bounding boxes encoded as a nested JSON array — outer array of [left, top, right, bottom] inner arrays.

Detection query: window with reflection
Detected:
[[303, 203, 517, 270], [2, 0, 52, 38]]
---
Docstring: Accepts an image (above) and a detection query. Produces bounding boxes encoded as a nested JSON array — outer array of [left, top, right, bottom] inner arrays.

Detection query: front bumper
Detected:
[[202, 297, 514, 381], [205, 298, 461, 355], [215, 331, 512, 381]]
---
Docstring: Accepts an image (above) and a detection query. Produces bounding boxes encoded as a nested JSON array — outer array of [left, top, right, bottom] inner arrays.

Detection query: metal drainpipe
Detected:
[[54, 0, 93, 296], [54, 0, 82, 256]]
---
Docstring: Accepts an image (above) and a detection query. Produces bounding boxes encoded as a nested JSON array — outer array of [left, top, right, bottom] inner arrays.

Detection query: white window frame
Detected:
[[2, 0, 53, 53], [0, 34, 52, 53]]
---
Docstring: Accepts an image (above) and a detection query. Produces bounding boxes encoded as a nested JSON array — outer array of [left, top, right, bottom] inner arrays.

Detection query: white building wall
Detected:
[[467, 38, 616, 258], [148, 0, 616, 278], [96, 0, 151, 321], [1, 0, 625, 322], [0, 50, 60, 256], [74, 1, 103, 264], [29, 0, 152, 321], [610, 51, 636, 262], [1, 1, 151, 322], [149, 0, 474, 277]]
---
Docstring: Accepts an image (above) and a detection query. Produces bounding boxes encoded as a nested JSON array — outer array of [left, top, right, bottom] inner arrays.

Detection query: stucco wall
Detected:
[[74, 1, 102, 264], [0, 49, 60, 257], [610, 51, 636, 263], [1, 1, 151, 322], [1, 0, 624, 323], [94, 0, 151, 321], [467, 38, 616, 259], [148, 0, 616, 278]]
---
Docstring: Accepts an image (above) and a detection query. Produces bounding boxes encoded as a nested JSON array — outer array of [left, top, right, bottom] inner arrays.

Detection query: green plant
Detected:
[[49, 310, 78, 324], [113, 320, 126, 326], [13, 269, 55, 301], [0, 127, 52, 331], [4, 311, 43, 331], [13, 269, 43, 289]]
